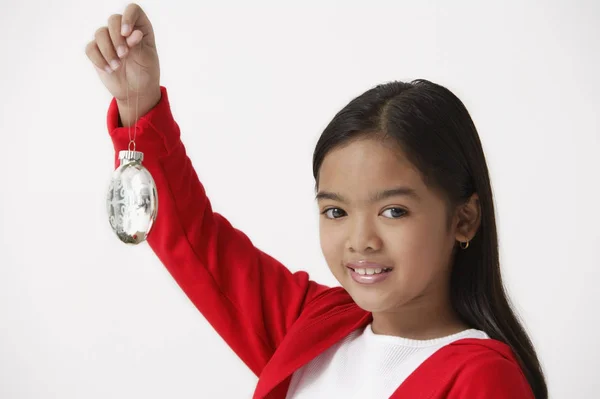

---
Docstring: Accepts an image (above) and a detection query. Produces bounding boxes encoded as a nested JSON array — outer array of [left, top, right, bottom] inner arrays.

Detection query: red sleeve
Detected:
[[106, 86, 329, 376], [448, 354, 535, 399]]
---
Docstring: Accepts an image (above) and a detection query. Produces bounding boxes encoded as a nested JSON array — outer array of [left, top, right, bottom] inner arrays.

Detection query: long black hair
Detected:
[[312, 79, 547, 398]]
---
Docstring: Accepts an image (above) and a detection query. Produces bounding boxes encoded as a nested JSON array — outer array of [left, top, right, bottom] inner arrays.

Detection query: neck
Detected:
[[370, 292, 469, 340]]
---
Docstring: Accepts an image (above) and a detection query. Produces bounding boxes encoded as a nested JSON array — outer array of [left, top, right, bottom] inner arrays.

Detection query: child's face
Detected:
[[317, 136, 458, 314]]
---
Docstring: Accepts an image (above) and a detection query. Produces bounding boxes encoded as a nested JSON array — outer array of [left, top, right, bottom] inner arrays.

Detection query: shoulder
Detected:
[[443, 338, 535, 398]]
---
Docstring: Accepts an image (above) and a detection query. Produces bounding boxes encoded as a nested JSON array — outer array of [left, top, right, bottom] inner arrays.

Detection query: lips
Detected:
[[345, 261, 393, 285]]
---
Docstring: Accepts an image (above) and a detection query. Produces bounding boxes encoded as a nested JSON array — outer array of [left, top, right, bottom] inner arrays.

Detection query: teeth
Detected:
[[353, 268, 388, 276]]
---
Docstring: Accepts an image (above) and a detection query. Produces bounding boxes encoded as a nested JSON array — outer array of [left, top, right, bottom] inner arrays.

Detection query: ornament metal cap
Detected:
[[118, 150, 144, 165]]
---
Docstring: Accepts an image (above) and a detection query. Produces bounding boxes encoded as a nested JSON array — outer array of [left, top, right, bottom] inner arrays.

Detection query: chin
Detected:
[[332, 269, 388, 309], [340, 283, 397, 313], [352, 294, 394, 313]]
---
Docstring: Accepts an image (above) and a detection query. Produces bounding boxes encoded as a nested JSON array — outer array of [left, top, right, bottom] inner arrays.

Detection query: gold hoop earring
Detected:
[[459, 239, 470, 250]]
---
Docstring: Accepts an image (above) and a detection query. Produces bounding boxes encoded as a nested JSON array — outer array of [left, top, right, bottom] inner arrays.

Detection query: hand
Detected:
[[85, 3, 161, 126]]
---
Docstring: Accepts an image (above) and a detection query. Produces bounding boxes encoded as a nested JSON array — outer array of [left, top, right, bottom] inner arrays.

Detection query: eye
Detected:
[[322, 207, 347, 219], [381, 207, 407, 219]]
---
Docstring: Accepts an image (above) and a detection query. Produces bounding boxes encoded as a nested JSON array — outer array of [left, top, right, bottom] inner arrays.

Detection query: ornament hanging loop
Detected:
[[128, 140, 136, 152]]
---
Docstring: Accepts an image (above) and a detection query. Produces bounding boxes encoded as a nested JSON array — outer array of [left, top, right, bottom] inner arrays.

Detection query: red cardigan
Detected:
[[107, 86, 535, 399]]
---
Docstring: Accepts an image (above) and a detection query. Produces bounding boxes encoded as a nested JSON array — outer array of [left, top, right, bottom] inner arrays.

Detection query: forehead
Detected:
[[318, 137, 424, 193]]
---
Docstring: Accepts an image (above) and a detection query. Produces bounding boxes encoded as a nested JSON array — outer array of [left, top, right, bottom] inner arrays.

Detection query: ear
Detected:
[[454, 193, 481, 242]]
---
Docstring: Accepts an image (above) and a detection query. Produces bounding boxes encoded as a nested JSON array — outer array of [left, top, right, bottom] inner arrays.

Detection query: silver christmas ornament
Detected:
[[106, 150, 158, 244]]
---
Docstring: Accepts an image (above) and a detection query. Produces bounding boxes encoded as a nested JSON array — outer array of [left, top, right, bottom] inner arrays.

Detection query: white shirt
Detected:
[[285, 324, 489, 399]]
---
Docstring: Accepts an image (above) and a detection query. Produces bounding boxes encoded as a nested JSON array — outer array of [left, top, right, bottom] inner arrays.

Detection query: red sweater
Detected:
[[107, 86, 535, 399]]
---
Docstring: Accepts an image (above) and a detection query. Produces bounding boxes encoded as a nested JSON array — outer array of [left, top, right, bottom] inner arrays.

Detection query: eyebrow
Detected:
[[315, 186, 420, 203]]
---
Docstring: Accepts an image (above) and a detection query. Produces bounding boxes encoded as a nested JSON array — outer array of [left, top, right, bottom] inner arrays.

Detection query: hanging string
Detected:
[[125, 37, 143, 152]]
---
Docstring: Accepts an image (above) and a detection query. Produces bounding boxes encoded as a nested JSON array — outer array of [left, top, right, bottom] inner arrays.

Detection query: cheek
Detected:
[[384, 219, 442, 270], [388, 218, 450, 275]]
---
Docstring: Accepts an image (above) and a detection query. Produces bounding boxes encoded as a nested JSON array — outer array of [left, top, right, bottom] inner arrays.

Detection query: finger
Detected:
[[95, 26, 121, 71], [85, 40, 114, 75], [107, 14, 128, 59], [121, 3, 153, 38], [125, 30, 143, 48]]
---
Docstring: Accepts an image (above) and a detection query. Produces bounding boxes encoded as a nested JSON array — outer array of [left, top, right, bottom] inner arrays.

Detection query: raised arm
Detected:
[[106, 85, 329, 375], [86, 4, 330, 376]]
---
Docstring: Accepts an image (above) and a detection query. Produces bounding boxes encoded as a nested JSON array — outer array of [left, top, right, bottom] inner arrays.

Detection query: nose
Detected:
[[346, 215, 382, 253]]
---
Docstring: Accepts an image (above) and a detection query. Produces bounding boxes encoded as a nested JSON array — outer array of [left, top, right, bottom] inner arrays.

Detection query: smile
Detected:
[[350, 267, 393, 275], [345, 261, 394, 285]]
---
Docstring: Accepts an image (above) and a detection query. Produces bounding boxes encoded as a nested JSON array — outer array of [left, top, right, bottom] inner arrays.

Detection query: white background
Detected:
[[1, 0, 598, 398]]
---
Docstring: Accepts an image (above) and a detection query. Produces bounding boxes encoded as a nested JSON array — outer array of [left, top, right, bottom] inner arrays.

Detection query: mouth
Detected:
[[345, 262, 393, 284], [347, 266, 393, 275]]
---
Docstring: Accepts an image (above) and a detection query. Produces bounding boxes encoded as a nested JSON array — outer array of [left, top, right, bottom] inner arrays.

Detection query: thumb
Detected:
[[121, 3, 156, 47], [126, 30, 143, 48]]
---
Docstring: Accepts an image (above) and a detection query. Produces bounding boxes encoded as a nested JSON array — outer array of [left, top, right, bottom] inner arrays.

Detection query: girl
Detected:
[[86, 4, 547, 398]]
